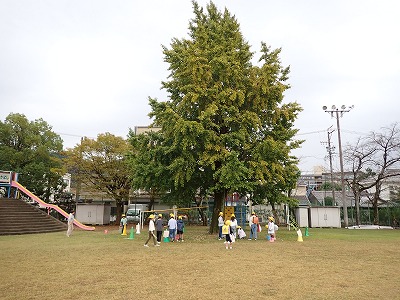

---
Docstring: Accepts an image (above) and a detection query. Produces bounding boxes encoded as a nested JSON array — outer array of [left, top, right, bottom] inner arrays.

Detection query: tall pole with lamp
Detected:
[[322, 105, 354, 227]]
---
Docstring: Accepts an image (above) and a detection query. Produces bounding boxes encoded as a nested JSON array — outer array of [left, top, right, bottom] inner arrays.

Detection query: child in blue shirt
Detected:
[[177, 216, 185, 241]]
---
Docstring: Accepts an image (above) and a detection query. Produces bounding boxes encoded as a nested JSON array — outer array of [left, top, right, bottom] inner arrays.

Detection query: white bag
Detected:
[[230, 234, 235, 243]]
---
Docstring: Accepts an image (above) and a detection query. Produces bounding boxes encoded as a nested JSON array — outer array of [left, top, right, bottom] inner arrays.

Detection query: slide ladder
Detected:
[[11, 181, 95, 231]]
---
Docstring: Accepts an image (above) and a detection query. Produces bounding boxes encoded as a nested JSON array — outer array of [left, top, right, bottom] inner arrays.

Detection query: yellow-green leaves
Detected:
[[128, 1, 302, 216]]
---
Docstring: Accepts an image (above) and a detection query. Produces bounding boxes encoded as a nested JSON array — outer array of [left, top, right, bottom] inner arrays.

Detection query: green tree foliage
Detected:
[[129, 1, 302, 233], [127, 130, 173, 211], [0, 113, 64, 200], [252, 162, 300, 222], [128, 128, 212, 223], [64, 133, 131, 222], [324, 196, 334, 206]]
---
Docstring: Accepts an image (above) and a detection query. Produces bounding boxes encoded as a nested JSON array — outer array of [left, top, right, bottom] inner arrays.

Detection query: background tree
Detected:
[[128, 1, 302, 233], [0, 113, 64, 199], [345, 123, 400, 225], [369, 123, 400, 224], [64, 133, 131, 222], [344, 137, 377, 225]]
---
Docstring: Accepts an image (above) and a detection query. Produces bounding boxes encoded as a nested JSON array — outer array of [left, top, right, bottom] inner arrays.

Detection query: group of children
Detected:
[[120, 210, 277, 249], [218, 212, 238, 249], [117, 212, 185, 247], [166, 213, 185, 242], [219, 212, 278, 249], [144, 213, 185, 247]]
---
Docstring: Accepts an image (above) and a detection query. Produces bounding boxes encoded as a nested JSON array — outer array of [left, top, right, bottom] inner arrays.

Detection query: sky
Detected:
[[1, 0, 399, 173]]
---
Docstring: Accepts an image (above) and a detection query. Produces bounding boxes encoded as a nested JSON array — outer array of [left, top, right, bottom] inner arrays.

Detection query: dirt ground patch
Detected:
[[1, 226, 399, 300]]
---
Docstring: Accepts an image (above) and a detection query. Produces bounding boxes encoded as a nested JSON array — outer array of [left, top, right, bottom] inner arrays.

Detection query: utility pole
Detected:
[[322, 105, 354, 227], [321, 126, 336, 206], [75, 136, 83, 204]]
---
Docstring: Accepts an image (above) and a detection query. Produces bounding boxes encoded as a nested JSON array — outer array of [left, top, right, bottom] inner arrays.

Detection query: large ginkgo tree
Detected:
[[128, 1, 302, 233]]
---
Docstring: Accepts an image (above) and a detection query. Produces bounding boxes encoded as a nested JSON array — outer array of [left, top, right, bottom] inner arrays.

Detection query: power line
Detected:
[[341, 129, 369, 136], [56, 132, 96, 140], [56, 132, 83, 138], [294, 129, 369, 140], [295, 130, 327, 136]]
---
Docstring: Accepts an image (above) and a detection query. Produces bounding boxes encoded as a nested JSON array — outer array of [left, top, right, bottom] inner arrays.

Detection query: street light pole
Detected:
[[322, 105, 354, 228]]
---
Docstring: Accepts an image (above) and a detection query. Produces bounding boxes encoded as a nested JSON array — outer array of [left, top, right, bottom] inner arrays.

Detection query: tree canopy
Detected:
[[128, 1, 302, 233], [0, 113, 64, 199], [64, 133, 131, 221], [345, 123, 400, 225]]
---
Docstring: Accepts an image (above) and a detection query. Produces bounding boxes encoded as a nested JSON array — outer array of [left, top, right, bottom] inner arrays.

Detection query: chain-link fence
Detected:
[[346, 203, 400, 227]]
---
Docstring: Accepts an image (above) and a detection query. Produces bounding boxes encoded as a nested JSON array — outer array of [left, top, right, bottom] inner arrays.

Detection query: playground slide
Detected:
[[11, 181, 95, 231]]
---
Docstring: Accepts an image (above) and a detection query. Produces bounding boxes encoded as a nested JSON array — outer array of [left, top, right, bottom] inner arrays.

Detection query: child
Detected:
[[222, 220, 233, 249], [120, 214, 127, 234], [248, 212, 259, 240], [168, 213, 177, 242], [267, 216, 276, 242], [66, 210, 74, 237], [177, 216, 185, 241], [230, 214, 237, 238], [155, 214, 164, 244], [237, 226, 246, 239], [218, 212, 224, 240], [144, 214, 158, 247]]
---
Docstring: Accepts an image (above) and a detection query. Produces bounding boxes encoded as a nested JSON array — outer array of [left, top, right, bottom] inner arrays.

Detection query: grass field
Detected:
[[1, 225, 399, 300]]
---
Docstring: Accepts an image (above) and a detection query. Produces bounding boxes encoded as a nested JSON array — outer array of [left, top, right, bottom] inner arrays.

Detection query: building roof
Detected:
[[134, 126, 161, 135], [293, 195, 310, 206]]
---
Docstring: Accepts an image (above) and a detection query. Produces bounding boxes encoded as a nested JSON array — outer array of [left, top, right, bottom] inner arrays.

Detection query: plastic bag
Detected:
[[230, 234, 235, 243]]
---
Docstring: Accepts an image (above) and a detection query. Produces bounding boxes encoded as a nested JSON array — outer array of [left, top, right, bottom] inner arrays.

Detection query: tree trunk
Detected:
[[198, 208, 207, 226], [195, 197, 208, 226], [373, 198, 379, 225], [354, 189, 361, 226], [116, 200, 123, 224], [148, 195, 155, 212], [373, 182, 382, 225], [209, 190, 225, 234]]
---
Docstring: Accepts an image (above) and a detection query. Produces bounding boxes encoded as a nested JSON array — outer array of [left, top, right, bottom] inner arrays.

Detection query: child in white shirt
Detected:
[[237, 226, 246, 239], [267, 216, 276, 242], [144, 215, 158, 247], [67, 211, 74, 237]]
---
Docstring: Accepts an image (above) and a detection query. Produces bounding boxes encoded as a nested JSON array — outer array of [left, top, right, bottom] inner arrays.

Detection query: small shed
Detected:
[[309, 206, 341, 228], [295, 207, 309, 228], [76, 203, 111, 225]]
